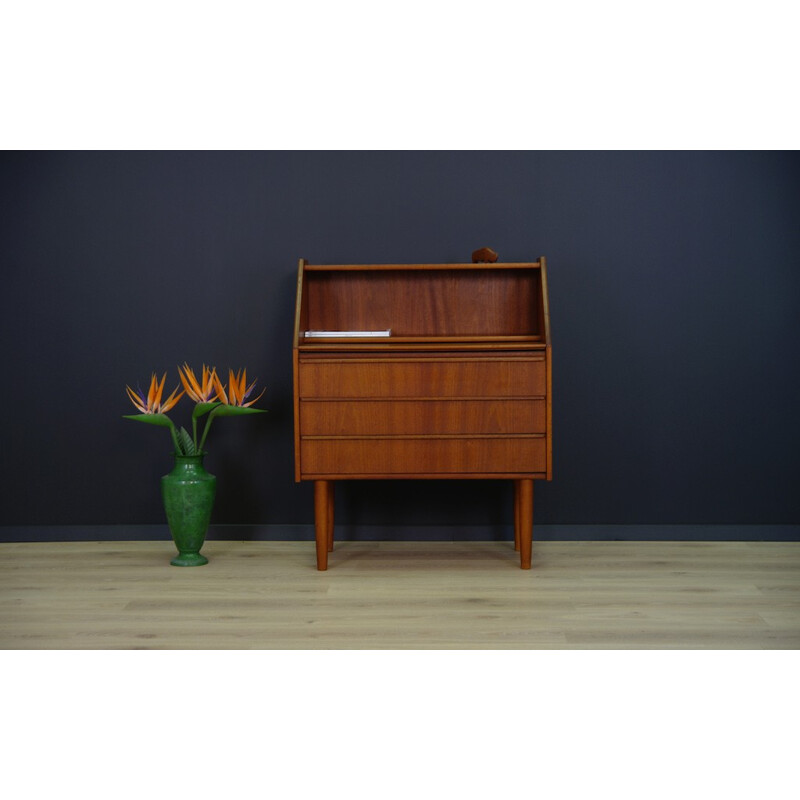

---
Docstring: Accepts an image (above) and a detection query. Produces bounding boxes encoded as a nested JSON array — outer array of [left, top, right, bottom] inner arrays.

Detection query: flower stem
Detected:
[[167, 420, 182, 454], [198, 409, 217, 453]]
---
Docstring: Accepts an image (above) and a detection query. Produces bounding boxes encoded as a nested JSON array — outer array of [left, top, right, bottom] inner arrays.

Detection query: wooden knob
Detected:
[[471, 247, 498, 263]]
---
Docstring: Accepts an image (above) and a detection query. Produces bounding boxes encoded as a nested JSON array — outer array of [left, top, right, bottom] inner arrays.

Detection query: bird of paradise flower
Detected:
[[124, 364, 266, 455]]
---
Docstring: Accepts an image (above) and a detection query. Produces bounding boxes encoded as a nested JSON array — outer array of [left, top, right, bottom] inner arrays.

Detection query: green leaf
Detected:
[[123, 413, 175, 428], [210, 406, 267, 417], [192, 402, 219, 420], [178, 427, 197, 455]]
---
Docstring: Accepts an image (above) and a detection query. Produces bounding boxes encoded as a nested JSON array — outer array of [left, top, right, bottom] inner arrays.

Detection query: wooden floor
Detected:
[[1, 540, 798, 649]]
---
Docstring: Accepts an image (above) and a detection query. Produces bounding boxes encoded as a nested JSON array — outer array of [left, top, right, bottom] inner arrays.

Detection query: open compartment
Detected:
[[295, 262, 548, 348]]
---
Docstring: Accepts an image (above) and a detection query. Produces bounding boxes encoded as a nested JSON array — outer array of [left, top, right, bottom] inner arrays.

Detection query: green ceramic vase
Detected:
[[161, 453, 216, 566]]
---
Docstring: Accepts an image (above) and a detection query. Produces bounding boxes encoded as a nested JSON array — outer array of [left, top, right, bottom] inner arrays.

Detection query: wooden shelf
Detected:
[[298, 334, 545, 351]]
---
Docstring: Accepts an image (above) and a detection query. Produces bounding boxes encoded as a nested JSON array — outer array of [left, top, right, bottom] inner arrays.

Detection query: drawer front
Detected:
[[300, 399, 546, 436], [298, 357, 545, 399], [300, 436, 546, 476]]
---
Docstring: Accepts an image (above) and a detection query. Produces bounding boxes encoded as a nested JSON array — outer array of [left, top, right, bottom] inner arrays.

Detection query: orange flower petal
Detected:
[[242, 387, 265, 407], [212, 371, 228, 404], [158, 373, 169, 410], [180, 363, 202, 400], [203, 366, 219, 400], [178, 367, 195, 401], [147, 374, 158, 409], [228, 369, 239, 404], [161, 386, 184, 412], [126, 385, 147, 413]]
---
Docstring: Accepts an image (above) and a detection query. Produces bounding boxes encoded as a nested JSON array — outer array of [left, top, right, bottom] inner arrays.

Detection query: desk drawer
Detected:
[[298, 357, 545, 399], [300, 398, 545, 436], [300, 436, 546, 476]]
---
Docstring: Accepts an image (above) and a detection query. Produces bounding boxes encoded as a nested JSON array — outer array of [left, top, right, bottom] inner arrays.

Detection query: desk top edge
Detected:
[[302, 262, 542, 272]]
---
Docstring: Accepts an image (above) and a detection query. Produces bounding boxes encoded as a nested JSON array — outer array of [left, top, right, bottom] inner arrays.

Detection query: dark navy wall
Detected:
[[1, 151, 799, 535]]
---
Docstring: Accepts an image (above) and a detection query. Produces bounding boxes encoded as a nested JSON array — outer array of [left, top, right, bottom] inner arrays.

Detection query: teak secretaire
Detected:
[[292, 258, 552, 569]]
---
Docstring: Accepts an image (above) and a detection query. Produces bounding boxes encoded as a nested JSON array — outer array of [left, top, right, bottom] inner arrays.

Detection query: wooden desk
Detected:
[[292, 259, 552, 569]]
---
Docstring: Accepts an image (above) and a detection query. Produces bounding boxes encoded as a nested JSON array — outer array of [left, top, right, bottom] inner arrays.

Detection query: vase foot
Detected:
[[170, 552, 209, 567]]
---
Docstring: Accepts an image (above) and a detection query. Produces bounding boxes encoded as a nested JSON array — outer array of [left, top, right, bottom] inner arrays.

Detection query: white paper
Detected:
[[304, 330, 392, 338]]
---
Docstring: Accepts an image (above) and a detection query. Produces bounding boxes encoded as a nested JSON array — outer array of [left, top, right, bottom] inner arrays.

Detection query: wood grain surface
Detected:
[[300, 436, 547, 476], [292, 260, 552, 567], [298, 357, 546, 399], [305, 268, 539, 338], [300, 398, 547, 436], [2, 541, 798, 649]]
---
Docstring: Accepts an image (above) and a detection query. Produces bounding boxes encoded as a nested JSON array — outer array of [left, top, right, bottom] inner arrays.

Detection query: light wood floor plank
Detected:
[[1, 540, 798, 649]]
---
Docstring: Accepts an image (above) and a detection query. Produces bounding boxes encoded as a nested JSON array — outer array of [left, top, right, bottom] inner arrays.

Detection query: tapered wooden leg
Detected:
[[327, 481, 335, 552], [518, 479, 533, 569], [314, 480, 330, 570], [513, 480, 521, 552]]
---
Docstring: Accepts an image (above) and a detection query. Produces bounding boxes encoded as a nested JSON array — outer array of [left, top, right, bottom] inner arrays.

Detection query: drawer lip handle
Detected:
[[299, 357, 546, 364], [302, 433, 546, 441], [299, 395, 546, 402]]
